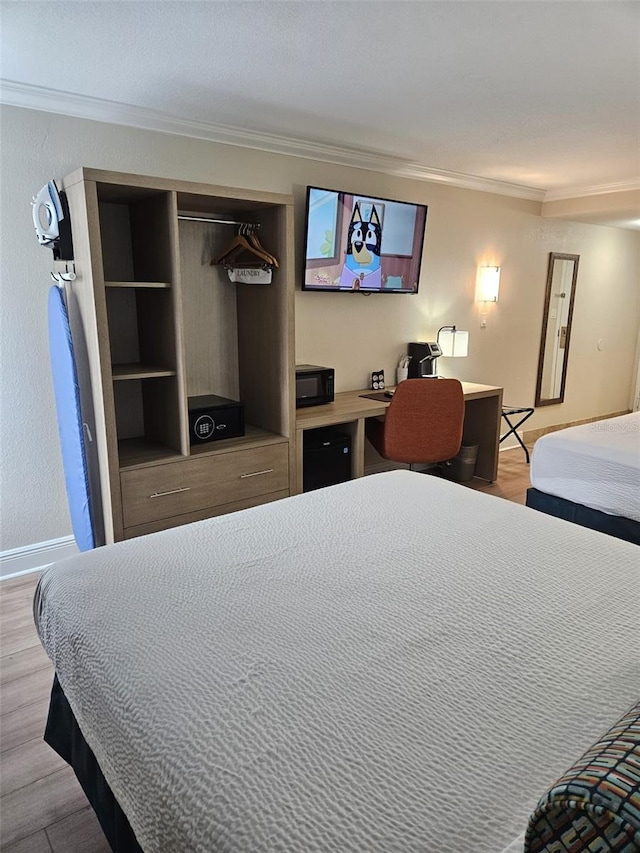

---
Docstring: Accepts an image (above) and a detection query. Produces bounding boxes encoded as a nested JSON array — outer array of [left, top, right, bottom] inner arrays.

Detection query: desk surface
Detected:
[[294, 382, 504, 491], [296, 382, 503, 430]]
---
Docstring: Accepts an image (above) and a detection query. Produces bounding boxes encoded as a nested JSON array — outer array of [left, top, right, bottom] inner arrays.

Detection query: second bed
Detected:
[[526, 411, 640, 543]]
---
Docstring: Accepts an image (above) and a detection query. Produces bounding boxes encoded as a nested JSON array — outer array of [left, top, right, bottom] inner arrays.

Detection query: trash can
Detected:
[[446, 443, 479, 483]]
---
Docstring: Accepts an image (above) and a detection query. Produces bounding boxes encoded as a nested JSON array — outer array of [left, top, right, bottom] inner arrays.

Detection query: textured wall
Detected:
[[1, 105, 639, 550]]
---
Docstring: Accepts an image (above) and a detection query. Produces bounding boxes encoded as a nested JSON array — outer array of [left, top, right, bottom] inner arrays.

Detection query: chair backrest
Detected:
[[381, 378, 465, 464]]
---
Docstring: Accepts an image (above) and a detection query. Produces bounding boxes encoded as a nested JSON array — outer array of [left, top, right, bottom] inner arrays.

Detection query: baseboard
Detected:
[[499, 437, 522, 451], [0, 535, 78, 580], [523, 410, 630, 445]]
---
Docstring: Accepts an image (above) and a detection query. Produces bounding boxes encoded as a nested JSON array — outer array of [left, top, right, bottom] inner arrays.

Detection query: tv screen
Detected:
[[302, 187, 427, 293]]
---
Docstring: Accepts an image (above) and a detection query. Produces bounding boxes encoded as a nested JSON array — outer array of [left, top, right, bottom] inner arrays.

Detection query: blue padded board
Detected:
[[48, 285, 95, 551]]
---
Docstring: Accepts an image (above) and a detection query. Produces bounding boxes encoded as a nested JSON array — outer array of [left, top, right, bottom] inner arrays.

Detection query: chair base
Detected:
[[409, 461, 449, 477]]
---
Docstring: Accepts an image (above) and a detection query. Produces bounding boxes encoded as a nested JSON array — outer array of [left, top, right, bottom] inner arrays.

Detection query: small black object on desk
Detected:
[[407, 342, 442, 377], [500, 406, 534, 463]]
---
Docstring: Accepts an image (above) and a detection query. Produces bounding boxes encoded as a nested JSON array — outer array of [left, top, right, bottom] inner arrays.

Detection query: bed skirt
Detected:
[[525, 488, 640, 545], [44, 674, 143, 853]]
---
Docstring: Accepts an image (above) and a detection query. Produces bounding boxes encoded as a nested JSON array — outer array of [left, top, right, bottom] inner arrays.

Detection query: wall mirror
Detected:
[[535, 252, 580, 406]]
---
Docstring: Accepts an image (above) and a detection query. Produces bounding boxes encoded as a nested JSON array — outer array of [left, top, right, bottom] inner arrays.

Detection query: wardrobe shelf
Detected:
[[188, 426, 288, 457], [118, 427, 287, 471], [112, 364, 177, 381], [105, 281, 171, 289], [118, 438, 183, 470]]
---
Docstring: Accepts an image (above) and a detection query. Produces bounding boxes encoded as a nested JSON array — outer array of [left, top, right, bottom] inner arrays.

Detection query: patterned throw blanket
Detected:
[[525, 702, 640, 852]]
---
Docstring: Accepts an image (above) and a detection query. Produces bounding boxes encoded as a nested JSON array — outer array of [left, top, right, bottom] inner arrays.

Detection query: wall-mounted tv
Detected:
[[302, 186, 428, 293]]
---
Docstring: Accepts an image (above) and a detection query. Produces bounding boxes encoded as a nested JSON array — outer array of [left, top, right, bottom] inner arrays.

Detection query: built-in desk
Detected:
[[294, 382, 503, 493]]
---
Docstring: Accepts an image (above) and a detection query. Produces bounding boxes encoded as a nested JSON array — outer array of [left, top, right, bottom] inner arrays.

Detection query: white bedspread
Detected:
[[34, 471, 640, 853], [530, 411, 640, 521]]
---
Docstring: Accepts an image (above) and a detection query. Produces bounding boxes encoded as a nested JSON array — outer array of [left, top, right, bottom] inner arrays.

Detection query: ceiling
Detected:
[[1, 1, 639, 225]]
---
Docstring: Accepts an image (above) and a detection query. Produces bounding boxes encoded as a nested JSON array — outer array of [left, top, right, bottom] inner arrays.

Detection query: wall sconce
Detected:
[[437, 325, 470, 358], [476, 265, 500, 302], [475, 265, 500, 327]]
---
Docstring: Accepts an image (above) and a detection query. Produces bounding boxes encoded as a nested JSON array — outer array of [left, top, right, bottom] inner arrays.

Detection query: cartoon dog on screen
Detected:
[[339, 202, 382, 290]]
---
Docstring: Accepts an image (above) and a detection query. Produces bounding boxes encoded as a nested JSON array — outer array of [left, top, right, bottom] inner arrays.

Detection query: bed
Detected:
[[526, 411, 640, 544], [34, 470, 640, 853]]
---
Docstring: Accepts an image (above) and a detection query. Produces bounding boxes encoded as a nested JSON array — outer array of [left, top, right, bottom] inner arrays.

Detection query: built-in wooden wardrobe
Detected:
[[61, 168, 295, 543]]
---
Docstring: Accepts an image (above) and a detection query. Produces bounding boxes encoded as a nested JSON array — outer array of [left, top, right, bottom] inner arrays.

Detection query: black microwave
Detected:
[[295, 365, 334, 408]]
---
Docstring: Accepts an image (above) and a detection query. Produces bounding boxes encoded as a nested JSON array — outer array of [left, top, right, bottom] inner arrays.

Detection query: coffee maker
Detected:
[[407, 342, 442, 378]]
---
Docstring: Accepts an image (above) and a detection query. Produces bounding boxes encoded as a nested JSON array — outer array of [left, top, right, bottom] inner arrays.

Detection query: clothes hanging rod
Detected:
[[177, 215, 259, 227]]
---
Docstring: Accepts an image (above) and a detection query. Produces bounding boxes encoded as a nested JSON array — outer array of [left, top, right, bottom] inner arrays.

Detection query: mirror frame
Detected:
[[535, 252, 580, 407]]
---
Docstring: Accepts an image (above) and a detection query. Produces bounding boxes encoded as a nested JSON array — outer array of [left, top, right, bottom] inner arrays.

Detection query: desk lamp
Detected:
[[436, 326, 469, 375]]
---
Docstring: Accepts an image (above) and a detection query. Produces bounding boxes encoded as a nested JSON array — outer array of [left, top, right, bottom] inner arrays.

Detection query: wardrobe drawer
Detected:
[[120, 443, 289, 528], [123, 490, 290, 540]]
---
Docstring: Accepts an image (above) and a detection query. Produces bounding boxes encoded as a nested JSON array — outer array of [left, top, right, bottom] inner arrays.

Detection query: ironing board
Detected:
[[48, 285, 95, 551]]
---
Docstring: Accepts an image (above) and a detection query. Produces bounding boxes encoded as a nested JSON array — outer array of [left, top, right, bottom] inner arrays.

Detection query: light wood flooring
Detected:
[[0, 446, 533, 852]]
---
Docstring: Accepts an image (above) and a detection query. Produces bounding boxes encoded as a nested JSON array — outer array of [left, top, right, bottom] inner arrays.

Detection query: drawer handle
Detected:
[[149, 487, 191, 499], [239, 468, 274, 479]]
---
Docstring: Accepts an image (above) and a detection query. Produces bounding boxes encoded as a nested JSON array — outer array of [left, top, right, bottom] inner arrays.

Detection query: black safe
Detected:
[[188, 395, 244, 444]]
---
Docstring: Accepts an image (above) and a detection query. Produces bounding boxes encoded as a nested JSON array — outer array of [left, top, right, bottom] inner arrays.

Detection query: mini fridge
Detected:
[[303, 429, 352, 492]]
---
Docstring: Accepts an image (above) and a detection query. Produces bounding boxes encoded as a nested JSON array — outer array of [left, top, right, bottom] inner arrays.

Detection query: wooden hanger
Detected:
[[246, 228, 279, 268], [211, 234, 272, 266], [211, 225, 278, 267]]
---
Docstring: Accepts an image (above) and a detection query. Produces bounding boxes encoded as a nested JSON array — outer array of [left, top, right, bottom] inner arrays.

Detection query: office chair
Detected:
[[365, 378, 465, 470]]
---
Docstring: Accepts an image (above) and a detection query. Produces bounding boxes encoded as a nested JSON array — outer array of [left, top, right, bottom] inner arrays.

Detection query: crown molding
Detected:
[[544, 180, 640, 203], [0, 79, 546, 201]]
